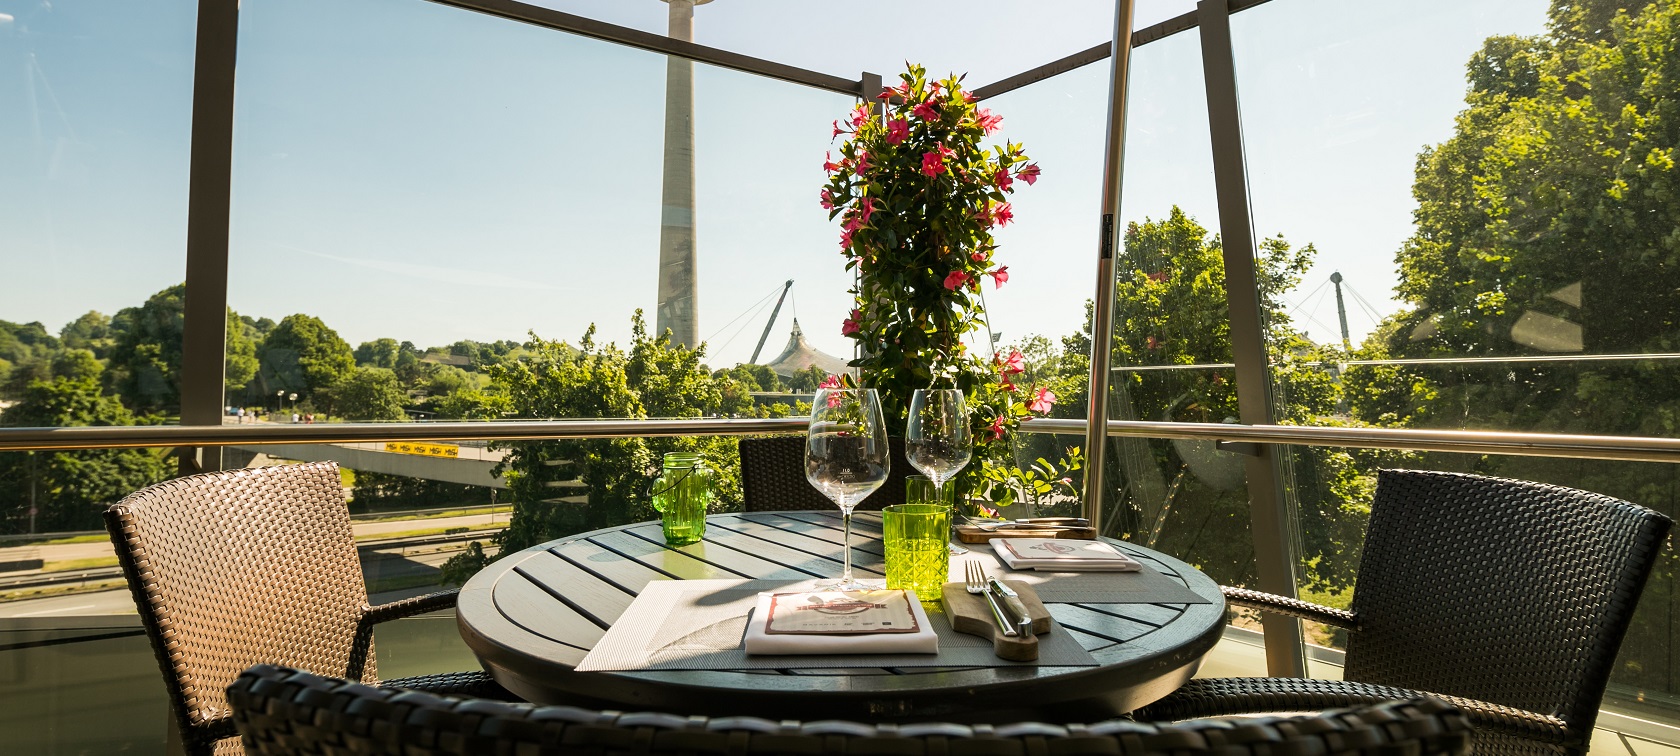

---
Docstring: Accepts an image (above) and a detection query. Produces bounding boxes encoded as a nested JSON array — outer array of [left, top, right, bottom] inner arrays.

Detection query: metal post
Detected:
[[1080, 0, 1137, 535], [1197, 0, 1306, 677], [177, 0, 241, 476]]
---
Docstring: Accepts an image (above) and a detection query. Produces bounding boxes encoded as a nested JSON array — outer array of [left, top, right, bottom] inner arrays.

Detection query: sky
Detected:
[[1, 0, 1549, 367]]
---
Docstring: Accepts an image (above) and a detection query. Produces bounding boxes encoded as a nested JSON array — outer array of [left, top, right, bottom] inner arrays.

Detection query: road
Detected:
[[0, 511, 506, 568], [0, 538, 478, 618]]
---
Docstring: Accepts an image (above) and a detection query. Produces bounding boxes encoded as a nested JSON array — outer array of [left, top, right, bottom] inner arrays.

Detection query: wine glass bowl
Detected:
[[906, 388, 973, 555], [806, 388, 890, 591]]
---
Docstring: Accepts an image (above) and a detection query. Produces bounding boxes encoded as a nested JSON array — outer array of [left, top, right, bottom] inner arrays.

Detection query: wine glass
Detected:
[[906, 389, 972, 552], [806, 388, 890, 591]]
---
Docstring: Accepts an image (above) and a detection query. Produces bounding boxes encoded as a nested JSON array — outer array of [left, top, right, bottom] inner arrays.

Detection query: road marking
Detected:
[[12, 603, 97, 617]]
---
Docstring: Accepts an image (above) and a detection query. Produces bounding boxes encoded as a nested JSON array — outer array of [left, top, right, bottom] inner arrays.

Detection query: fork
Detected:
[[965, 561, 1018, 637]]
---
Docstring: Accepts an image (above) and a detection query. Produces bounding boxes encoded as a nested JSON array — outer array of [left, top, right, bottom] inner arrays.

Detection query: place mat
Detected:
[[954, 548, 1212, 605], [573, 579, 1097, 672]]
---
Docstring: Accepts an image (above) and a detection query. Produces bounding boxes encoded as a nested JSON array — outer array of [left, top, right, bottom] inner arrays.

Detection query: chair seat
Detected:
[[1137, 677, 1571, 755], [384, 670, 515, 700]]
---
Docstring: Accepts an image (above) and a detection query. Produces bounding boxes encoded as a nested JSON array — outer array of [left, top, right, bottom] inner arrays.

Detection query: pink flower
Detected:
[[819, 188, 835, 210], [985, 414, 1007, 441], [976, 108, 1003, 134], [839, 229, 855, 249], [971, 252, 986, 263], [820, 375, 842, 390], [844, 213, 864, 233], [1018, 163, 1041, 185], [938, 143, 956, 158], [826, 392, 843, 408], [963, 90, 976, 103], [1000, 349, 1026, 376], [999, 374, 1015, 392], [1028, 387, 1056, 414], [921, 152, 946, 176], [995, 170, 1014, 190], [849, 103, 870, 128], [990, 265, 1009, 288], [886, 118, 909, 144], [841, 309, 861, 336], [1059, 477, 1073, 486], [876, 87, 895, 100], [992, 202, 1014, 227], [912, 99, 940, 121], [831, 119, 843, 138], [858, 197, 875, 224], [943, 270, 971, 291], [823, 152, 841, 173], [855, 150, 871, 173]]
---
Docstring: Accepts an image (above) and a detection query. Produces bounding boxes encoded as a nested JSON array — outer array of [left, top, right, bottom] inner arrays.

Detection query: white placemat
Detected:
[[574, 579, 1097, 672], [953, 546, 1212, 605]]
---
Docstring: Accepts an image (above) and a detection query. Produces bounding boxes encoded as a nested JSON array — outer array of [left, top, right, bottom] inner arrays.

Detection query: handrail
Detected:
[[5, 416, 1680, 464], [0, 417, 809, 452], [1020, 419, 1680, 465]]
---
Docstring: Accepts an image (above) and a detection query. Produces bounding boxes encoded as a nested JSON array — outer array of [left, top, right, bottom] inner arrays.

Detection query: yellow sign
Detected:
[[384, 441, 460, 459]]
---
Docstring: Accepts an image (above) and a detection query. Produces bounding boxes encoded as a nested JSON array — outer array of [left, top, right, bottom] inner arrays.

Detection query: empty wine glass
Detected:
[[806, 387, 890, 591], [906, 389, 972, 552]]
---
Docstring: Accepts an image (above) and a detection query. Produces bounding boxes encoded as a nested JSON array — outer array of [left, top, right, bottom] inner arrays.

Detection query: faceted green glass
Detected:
[[882, 503, 950, 604]]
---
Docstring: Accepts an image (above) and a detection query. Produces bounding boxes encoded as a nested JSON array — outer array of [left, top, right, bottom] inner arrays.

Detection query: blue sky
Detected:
[[2, 0, 1546, 366]]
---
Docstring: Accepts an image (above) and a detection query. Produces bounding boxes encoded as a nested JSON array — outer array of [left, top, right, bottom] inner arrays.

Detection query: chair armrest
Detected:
[[1223, 586, 1357, 629], [365, 589, 459, 624]]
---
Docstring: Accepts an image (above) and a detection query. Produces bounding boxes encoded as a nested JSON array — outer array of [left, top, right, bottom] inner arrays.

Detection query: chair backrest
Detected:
[[1347, 469, 1671, 735], [738, 435, 909, 512], [105, 462, 374, 746], [228, 664, 1473, 756]]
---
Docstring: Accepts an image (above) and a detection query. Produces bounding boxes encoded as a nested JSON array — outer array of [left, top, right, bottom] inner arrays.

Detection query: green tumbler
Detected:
[[651, 452, 712, 546]]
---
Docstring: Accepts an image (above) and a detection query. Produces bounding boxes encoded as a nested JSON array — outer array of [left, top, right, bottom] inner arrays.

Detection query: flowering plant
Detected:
[[821, 65, 1055, 503]]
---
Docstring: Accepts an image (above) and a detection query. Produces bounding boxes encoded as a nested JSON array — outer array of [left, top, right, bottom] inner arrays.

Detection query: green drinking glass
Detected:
[[882, 503, 950, 604], [650, 452, 712, 546], [905, 474, 953, 507]]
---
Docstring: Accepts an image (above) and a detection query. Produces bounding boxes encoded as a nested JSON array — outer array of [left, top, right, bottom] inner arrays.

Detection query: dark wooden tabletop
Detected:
[[456, 510, 1226, 723]]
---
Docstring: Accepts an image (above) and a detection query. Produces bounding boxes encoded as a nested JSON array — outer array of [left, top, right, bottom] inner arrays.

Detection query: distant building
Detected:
[[764, 319, 852, 379]]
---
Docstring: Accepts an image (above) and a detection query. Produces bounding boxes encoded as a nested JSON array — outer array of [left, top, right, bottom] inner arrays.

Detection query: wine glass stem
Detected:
[[840, 507, 854, 585]]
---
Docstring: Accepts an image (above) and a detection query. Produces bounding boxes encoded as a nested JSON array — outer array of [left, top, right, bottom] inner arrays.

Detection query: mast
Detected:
[[750, 280, 794, 364]]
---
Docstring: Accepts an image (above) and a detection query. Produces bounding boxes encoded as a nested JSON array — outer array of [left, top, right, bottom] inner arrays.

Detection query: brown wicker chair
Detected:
[[228, 663, 1472, 756], [1136, 469, 1672, 756], [739, 435, 910, 512], [104, 461, 509, 756]]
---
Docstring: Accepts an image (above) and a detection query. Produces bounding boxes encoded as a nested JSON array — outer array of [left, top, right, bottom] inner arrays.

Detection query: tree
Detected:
[[59, 311, 114, 359], [106, 285, 261, 412], [324, 367, 410, 422], [0, 376, 169, 534], [355, 338, 402, 370], [257, 314, 355, 410]]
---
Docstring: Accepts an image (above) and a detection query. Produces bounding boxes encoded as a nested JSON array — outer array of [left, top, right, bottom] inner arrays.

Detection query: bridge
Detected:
[[224, 440, 508, 488]]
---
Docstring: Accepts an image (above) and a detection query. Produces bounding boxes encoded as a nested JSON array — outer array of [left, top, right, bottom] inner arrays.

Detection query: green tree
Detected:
[[257, 314, 356, 409], [0, 376, 170, 533], [325, 367, 410, 422], [355, 338, 403, 370], [106, 285, 261, 412], [59, 311, 114, 359]]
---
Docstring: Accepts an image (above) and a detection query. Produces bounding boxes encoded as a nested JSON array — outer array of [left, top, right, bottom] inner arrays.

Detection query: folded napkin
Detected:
[[994, 538, 1143, 572], [743, 590, 939, 656]]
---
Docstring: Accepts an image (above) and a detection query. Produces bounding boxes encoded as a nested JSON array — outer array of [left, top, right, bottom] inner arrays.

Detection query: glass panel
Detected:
[[1091, 30, 1256, 587], [0, 3, 196, 421], [1279, 445, 1680, 722], [227, 0, 854, 423]]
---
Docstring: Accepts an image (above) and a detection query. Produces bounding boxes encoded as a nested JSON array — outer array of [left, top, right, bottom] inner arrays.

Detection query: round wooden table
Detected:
[[457, 510, 1225, 723]]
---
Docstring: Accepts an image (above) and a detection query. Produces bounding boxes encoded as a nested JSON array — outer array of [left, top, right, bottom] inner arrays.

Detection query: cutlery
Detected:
[[987, 575, 1035, 638], [971, 517, 1090, 532], [964, 560, 1017, 637]]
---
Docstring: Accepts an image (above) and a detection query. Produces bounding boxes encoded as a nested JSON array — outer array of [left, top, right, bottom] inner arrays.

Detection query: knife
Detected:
[[979, 583, 1019, 637], [987, 578, 1035, 638]]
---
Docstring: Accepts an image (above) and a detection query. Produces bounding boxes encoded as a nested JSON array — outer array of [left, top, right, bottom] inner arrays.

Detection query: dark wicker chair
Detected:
[[228, 663, 1472, 756], [104, 461, 509, 756], [1136, 469, 1672, 756], [738, 435, 910, 512]]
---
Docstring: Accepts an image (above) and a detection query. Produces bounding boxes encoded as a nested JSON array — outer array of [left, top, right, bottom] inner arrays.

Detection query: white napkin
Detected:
[[742, 591, 939, 655], [994, 538, 1143, 572]]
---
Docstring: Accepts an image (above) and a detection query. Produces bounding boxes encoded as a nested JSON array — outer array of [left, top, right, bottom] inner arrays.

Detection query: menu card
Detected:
[[744, 588, 939, 655], [995, 538, 1143, 572], [763, 590, 921, 635]]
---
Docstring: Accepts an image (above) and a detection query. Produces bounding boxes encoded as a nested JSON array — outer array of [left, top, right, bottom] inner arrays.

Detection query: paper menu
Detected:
[[995, 538, 1143, 571], [763, 590, 921, 635]]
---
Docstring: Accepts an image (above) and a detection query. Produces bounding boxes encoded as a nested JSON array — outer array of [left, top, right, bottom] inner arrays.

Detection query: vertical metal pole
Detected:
[[1080, 0, 1137, 534], [177, 0, 240, 476], [856, 71, 882, 371], [1197, 0, 1306, 677]]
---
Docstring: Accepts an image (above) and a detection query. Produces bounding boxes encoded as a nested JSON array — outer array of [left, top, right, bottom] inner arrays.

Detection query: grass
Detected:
[[355, 525, 503, 542], [41, 557, 121, 573]]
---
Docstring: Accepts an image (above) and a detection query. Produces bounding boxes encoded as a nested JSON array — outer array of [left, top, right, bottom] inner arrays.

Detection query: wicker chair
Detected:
[[104, 461, 509, 756], [228, 663, 1472, 756], [738, 435, 910, 512], [1136, 469, 1672, 756]]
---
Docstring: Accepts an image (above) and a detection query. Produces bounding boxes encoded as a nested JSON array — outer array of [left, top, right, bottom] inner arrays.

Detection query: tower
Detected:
[[655, 0, 712, 348]]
